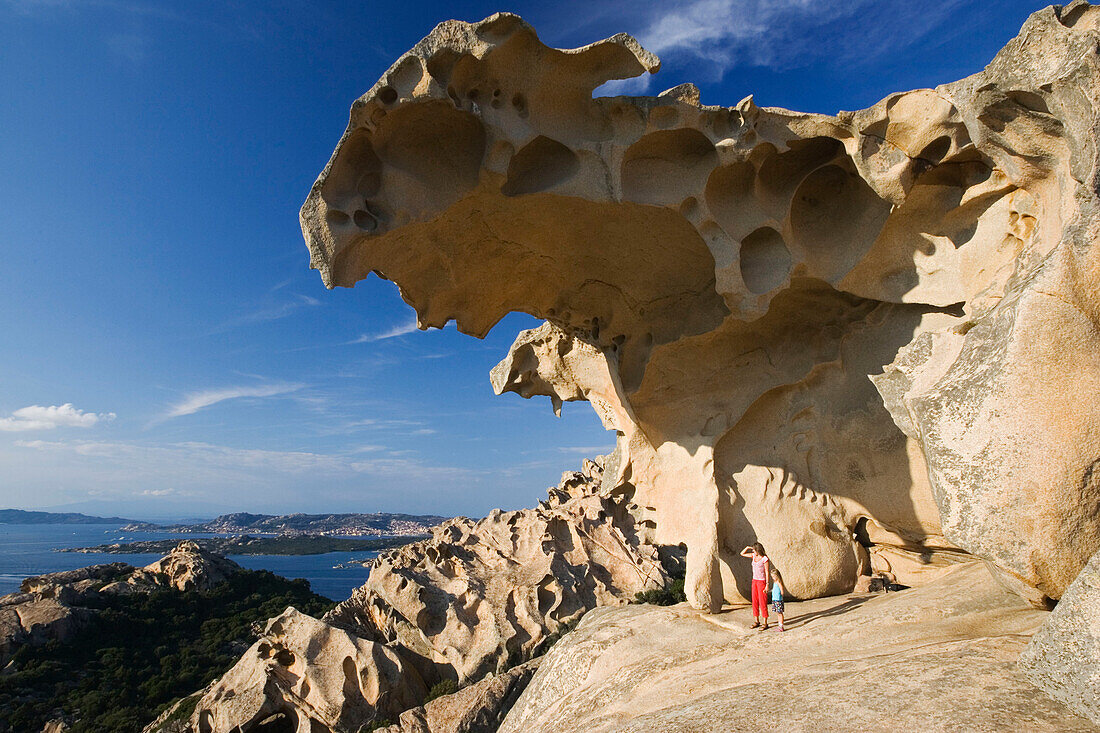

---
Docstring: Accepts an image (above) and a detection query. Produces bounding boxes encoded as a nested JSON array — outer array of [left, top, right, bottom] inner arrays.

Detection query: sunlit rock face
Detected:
[[323, 458, 675, 685], [302, 3, 1100, 609]]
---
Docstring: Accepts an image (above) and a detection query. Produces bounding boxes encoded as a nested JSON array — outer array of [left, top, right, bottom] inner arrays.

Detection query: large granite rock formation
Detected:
[[300, 2, 1100, 610], [188, 608, 426, 733], [324, 457, 676, 685], [1020, 548, 1100, 725], [498, 562, 1097, 732]]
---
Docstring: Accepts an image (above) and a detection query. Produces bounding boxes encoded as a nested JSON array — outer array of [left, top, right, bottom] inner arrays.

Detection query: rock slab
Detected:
[[500, 563, 1097, 732], [1020, 548, 1100, 725]]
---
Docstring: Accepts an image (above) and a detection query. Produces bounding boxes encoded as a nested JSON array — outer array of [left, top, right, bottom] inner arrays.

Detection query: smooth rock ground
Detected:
[[1020, 548, 1100, 725], [500, 562, 1097, 732]]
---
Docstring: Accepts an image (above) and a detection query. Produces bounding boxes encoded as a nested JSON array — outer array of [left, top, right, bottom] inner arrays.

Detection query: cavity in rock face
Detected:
[[302, 5, 1100, 609]]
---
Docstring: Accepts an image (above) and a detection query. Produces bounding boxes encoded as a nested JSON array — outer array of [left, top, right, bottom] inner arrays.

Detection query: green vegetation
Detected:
[[633, 578, 687, 606], [0, 570, 334, 733], [425, 678, 458, 702]]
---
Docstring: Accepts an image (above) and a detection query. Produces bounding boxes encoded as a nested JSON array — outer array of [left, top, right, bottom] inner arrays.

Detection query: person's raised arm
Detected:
[[739, 546, 754, 557]]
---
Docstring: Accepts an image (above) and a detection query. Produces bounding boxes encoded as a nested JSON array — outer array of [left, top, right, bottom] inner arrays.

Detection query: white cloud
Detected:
[[163, 383, 302, 419], [596, 0, 963, 94], [347, 316, 420, 344], [15, 438, 468, 481], [557, 445, 615, 455], [0, 404, 115, 432], [139, 488, 176, 496]]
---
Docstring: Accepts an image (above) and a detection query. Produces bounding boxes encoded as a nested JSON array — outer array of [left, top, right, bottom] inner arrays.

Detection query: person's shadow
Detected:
[[782, 595, 875, 629]]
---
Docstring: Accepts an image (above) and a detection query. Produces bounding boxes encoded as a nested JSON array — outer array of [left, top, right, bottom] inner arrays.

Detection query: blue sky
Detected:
[[0, 0, 1048, 520]]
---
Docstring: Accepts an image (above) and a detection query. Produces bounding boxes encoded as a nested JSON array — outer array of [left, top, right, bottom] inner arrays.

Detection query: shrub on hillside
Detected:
[[0, 570, 334, 733]]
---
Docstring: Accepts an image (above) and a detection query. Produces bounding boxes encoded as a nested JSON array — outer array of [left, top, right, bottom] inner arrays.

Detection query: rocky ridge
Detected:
[[180, 458, 678, 731]]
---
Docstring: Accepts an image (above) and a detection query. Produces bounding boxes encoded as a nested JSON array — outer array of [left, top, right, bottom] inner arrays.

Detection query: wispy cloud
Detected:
[[0, 404, 115, 432], [557, 445, 615, 455], [139, 487, 177, 496], [205, 295, 321, 336], [346, 316, 420, 344], [163, 383, 302, 420], [15, 438, 470, 481], [597, 0, 963, 95]]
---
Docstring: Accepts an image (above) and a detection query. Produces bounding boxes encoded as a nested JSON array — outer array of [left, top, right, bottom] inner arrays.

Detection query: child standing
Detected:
[[739, 543, 769, 629], [769, 566, 787, 632]]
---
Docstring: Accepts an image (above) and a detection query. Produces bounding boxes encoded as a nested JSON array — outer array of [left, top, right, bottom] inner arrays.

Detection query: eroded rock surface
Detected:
[[1020, 548, 1100, 725], [180, 459, 675, 733], [499, 562, 1097, 732], [379, 657, 540, 733], [188, 607, 426, 733], [301, 3, 1100, 608], [324, 457, 676, 685], [129, 540, 241, 592]]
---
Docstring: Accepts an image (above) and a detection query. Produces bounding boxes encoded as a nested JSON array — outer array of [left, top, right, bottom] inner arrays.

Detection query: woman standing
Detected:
[[739, 543, 770, 629]]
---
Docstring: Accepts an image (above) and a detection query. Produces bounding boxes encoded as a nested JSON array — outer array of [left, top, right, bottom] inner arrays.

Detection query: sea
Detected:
[[0, 523, 380, 602]]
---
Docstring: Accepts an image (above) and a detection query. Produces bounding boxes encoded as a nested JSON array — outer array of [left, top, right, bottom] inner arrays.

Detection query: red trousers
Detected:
[[751, 579, 769, 618]]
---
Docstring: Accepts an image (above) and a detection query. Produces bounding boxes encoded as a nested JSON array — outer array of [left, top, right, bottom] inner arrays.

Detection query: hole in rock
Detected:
[[502, 136, 580, 196], [622, 128, 717, 205], [388, 56, 424, 96], [789, 164, 890, 279], [326, 209, 350, 226], [756, 137, 843, 205], [919, 136, 951, 163], [739, 227, 791, 294], [705, 160, 762, 239], [854, 517, 873, 548], [321, 129, 382, 212], [353, 210, 378, 232], [255, 711, 297, 733], [342, 655, 363, 700], [372, 100, 486, 195], [427, 49, 464, 85], [1007, 89, 1050, 114], [378, 86, 398, 105]]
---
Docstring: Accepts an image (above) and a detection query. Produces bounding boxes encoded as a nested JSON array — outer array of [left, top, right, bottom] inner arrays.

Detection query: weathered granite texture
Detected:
[[324, 457, 676, 685], [499, 562, 1097, 732], [180, 459, 674, 732], [301, 3, 1100, 609], [1020, 548, 1100, 725], [378, 657, 541, 733], [189, 608, 426, 733], [129, 540, 241, 592]]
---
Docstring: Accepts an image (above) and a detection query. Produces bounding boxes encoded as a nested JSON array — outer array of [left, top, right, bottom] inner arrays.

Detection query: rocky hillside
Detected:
[[0, 543, 332, 733]]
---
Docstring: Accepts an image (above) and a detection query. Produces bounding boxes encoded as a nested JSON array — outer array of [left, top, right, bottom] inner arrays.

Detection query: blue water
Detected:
[[0, 524, 377, 601]]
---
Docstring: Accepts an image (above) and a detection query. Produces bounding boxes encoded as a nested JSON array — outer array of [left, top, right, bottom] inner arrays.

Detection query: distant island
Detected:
[[121, 511, 449, 537], [1, 509, 449, 537], [58, 534, 422, 556], [0, 509, 135, 525]]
